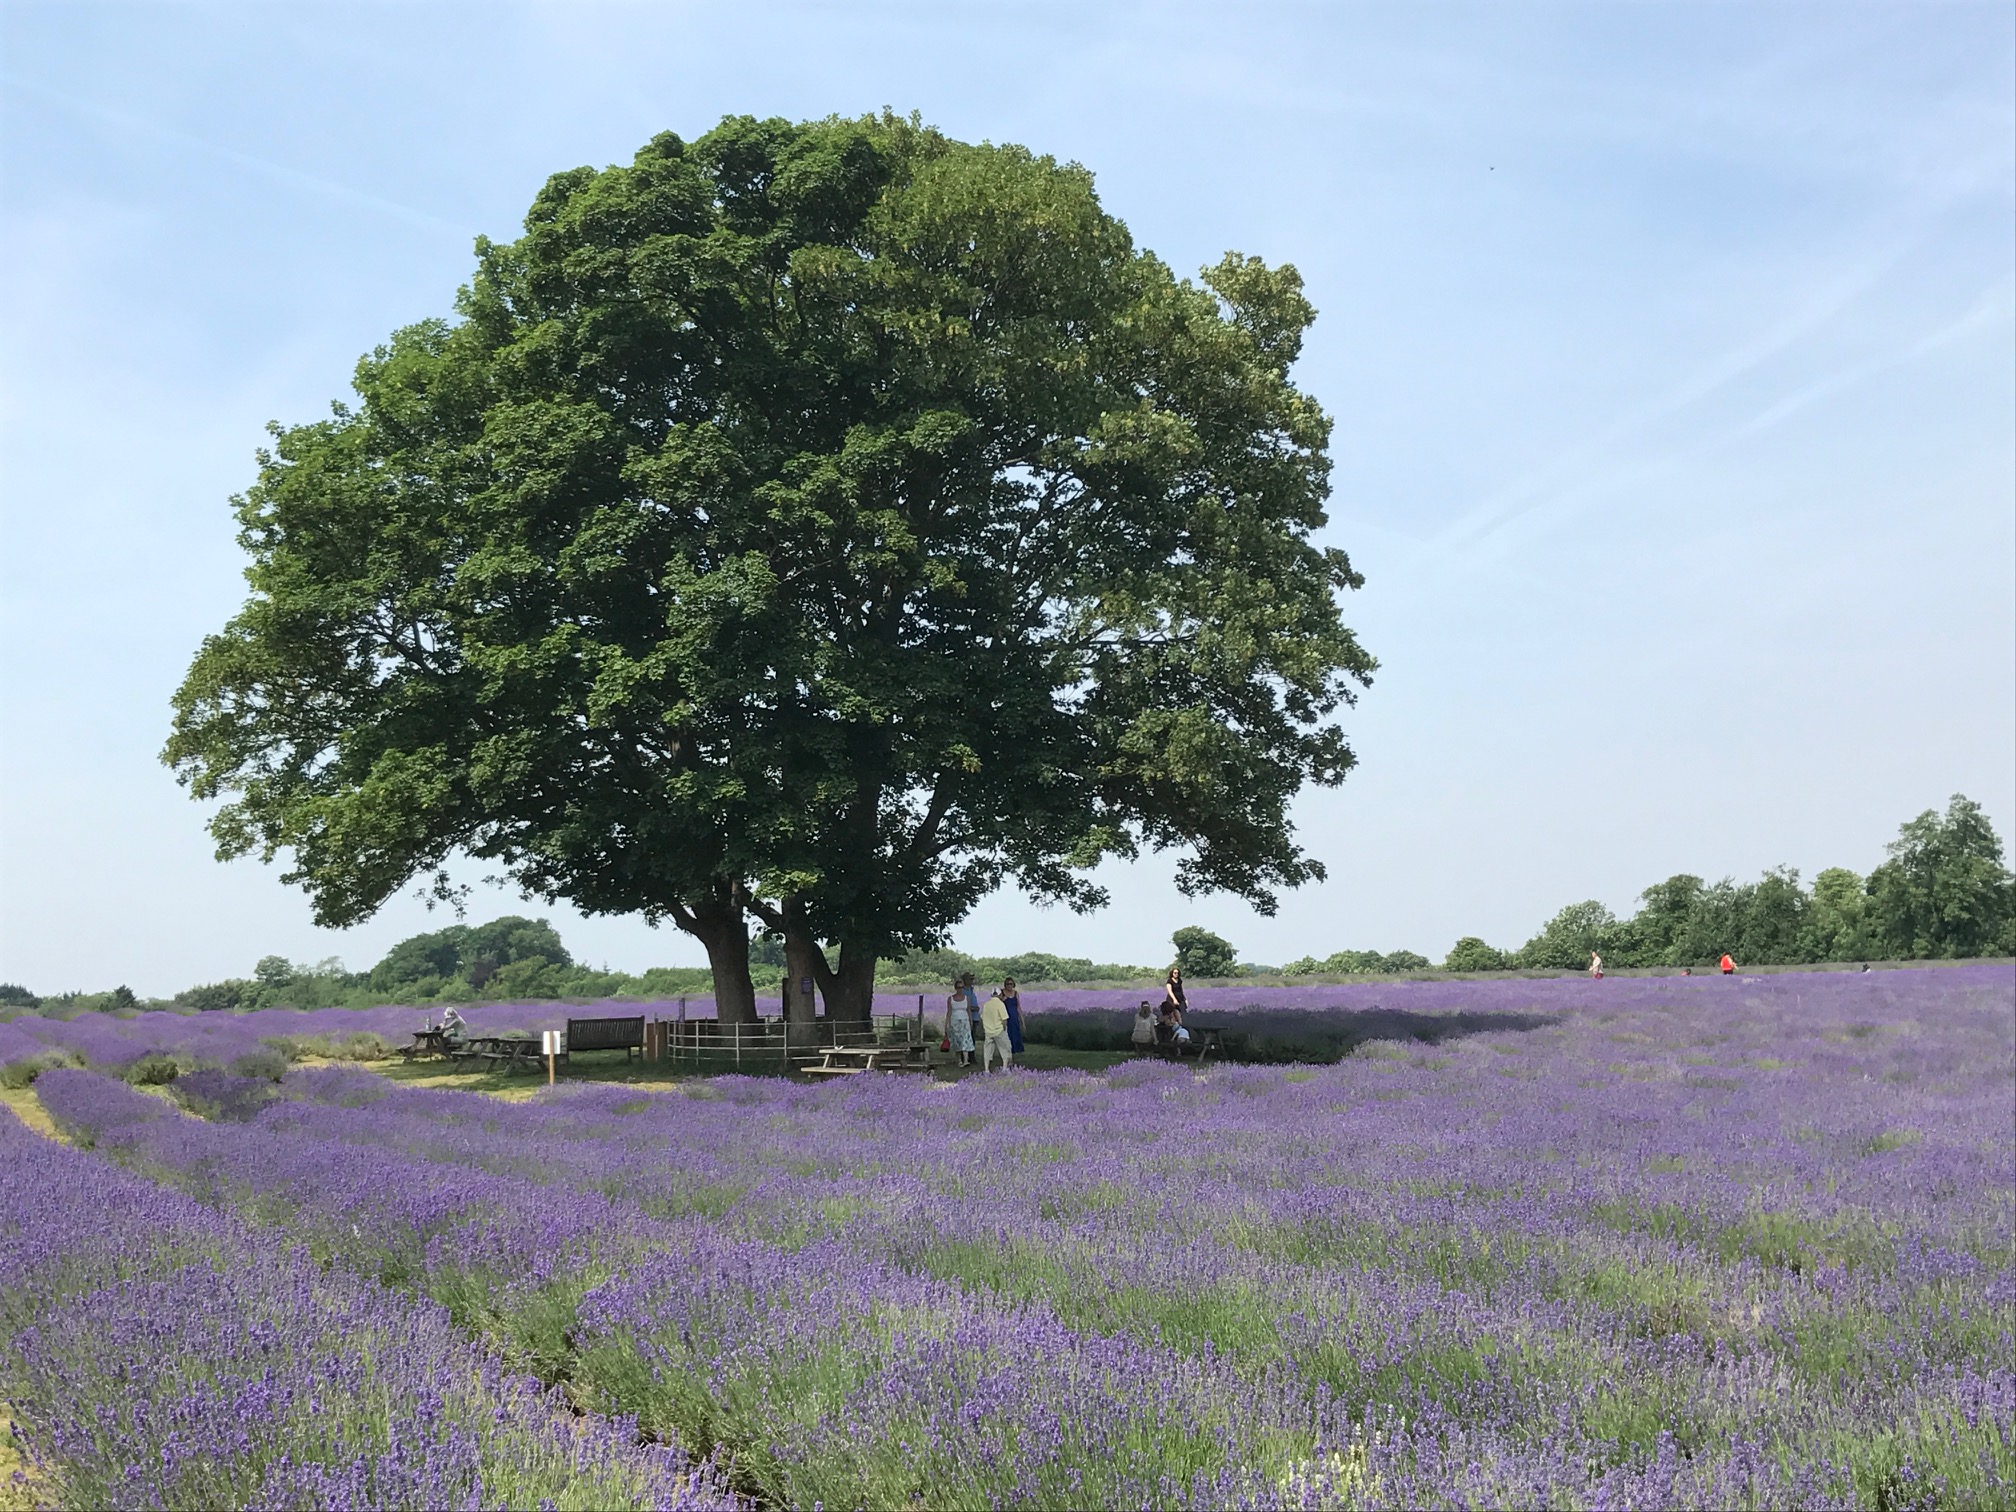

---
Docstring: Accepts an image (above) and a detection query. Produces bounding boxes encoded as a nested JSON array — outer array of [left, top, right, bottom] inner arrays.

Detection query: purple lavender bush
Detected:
[[9, 966, 2012, 1508], [0, 1084, 740, 1510]]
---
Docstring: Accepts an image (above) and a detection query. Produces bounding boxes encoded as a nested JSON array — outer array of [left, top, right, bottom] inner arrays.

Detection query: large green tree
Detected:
[[1867, 795, 2014, 959], [165, 114, 1373, 1023]]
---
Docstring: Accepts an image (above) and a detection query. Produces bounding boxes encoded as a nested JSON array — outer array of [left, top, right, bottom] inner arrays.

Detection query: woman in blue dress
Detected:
[[1000, 976, 1025, 1055]]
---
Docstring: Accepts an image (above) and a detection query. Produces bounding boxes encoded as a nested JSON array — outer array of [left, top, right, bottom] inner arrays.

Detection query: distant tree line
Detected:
[[3, 795, 2005, 1015], [1445, 794, 2014, 972]]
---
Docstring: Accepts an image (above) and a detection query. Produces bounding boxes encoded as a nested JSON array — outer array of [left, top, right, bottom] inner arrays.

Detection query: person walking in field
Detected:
[[1000, 976, 1025, 1056], [979, 989, 1012, 1072], [943, 979, 974, 1066], [1719, 952, 1737, 976], [1588, 950, 1604, 980]]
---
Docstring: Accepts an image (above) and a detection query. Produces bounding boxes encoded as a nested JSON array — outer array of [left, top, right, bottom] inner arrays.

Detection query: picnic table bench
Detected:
[[1148, 1025, 1220, 1063], [399, 1028, 453, 1061], [801, 1043, 933, 1078], [468, 1035, 542, 1073]]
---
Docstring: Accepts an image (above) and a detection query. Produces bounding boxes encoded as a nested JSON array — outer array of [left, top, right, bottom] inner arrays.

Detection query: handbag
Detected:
[[940, 1037, 951, 1052]]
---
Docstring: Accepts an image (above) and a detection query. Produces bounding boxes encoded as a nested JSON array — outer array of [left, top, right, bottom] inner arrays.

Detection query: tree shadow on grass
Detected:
[[1025, 1007, 1559, 1065]]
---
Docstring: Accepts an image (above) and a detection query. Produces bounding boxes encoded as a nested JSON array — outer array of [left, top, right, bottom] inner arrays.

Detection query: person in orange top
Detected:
[[1718, 953, 1737, 975]]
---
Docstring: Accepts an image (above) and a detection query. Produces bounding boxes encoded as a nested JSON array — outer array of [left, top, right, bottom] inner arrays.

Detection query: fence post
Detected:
[[735, 1019, 742, 1070]]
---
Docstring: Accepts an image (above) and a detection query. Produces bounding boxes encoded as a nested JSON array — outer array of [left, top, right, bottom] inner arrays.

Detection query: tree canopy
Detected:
[[164, 112, 1373, 1022], [1437, 794, 2014, 973], [1170, 926, 1237, 978]]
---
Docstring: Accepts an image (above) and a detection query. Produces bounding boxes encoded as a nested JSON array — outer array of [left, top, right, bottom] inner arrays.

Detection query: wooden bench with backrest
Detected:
[[562, 1016, 646, 1062]]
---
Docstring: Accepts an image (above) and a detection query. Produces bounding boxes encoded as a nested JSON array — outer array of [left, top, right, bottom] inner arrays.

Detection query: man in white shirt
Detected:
[[979, 991, 1012, 1072]]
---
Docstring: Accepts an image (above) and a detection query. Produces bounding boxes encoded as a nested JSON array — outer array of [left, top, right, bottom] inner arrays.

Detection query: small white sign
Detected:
[[541, 1030, 562, 1055], [800, 976, 814, 995]]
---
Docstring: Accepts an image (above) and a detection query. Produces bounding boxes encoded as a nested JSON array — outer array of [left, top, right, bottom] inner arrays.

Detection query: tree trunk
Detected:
[[824, 941, 878, 1031], [782, 930, 821, 1035], [750, 891, 876, 1032], [684, 896, 757, 1025]]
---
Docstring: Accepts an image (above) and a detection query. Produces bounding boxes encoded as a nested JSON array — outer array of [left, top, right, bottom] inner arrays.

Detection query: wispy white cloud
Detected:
[[1, 72, 474, 238], [1726, 273, 2015, 442]]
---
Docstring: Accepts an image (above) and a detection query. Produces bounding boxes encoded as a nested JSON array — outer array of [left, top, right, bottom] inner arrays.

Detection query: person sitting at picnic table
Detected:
[[943, 979, 974, 1066], [979, 989, 1013, 1072], [1168, 1005, 1192, 1048], [438, 1005, 469, 1044], [1131, 1001, 1158, 1049], [1000, 976, 1025, 1056]]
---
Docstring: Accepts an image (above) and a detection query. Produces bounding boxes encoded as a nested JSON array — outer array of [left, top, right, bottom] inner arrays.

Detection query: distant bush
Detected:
[[1171, 927, 1237, 979], [0, 1050, 80, 1089], [122, 1054, 181, 1086], [176, 980, 252, 1013], [1443, 937, 1509, 972], [169, 1069, 279, 1122], [877, 948, 1148, 987], [229, 1048, 292, 1082], [1283, 950, 1433, 976]]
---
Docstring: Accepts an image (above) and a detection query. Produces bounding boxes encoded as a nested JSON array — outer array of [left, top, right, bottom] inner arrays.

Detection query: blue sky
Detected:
[[2, 2, 2011, 994]]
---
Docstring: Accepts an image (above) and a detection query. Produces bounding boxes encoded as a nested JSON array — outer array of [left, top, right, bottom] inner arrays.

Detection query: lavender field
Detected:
[[3, 967, 2012, 1509]]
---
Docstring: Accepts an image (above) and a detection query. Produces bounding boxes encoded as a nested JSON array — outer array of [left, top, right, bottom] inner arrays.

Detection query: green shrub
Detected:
[[0, 1050, 81, 1088], [229, 1047, 292, 1082], [122, 1054, 182, 1086]]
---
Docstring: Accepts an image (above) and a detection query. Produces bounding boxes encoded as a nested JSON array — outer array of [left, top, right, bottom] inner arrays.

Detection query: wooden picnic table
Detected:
[[400, 1028, 454, 1061], [801, 1042, 934, 1078], [1145, 1025, 1221, 1063], [465, 1035, 542, 1072]]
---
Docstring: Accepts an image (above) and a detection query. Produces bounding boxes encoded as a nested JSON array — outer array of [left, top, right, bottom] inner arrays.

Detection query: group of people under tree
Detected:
[[944, 964, 1201, 1070], [941, 974, 1025, 1071], [1131, 966, 1195, 1051]]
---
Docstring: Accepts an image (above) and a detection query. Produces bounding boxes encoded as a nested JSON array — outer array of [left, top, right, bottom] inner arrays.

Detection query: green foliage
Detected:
[[0, 983, 39, 1009], [877, 947, 1148, 987], [1172, 927, 1237, 978], [1803, 867, 1875, 962], [369, 915, 569, 991], [253, 955, 294, 987], [1867, 794, 2015, 960], [1284, 948, 1433, 976], [1443, 937, 1508, 972], [1511, 795, 2012, 970], [1516, 901, 1617, 970], [161, 111, 1372, 1017], [122, 1053, 181, 1086], [229, 1048, 293, 1082], [176, 979, 253, 1013], [0, 1051, 81, 1089]]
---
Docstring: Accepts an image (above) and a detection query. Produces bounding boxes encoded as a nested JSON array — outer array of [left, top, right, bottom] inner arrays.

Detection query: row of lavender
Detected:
[[0, 1090, 739, 1509], [16, 967, 2014, 1508], [0, 968, 1970, 1076]]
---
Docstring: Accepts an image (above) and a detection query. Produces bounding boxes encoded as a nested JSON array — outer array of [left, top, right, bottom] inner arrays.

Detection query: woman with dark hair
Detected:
[[1162, 965, 1187, 1018], [1000, 977, 1025, 1056]]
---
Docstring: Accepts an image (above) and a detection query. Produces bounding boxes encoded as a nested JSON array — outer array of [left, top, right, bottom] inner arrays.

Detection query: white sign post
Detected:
[[541, 1029, 562, 1086]]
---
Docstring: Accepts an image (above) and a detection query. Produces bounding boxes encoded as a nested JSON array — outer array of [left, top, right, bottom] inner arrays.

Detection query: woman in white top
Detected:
[[943, 982, 974, 1065], [1130, 1001, 1157, 1050]]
